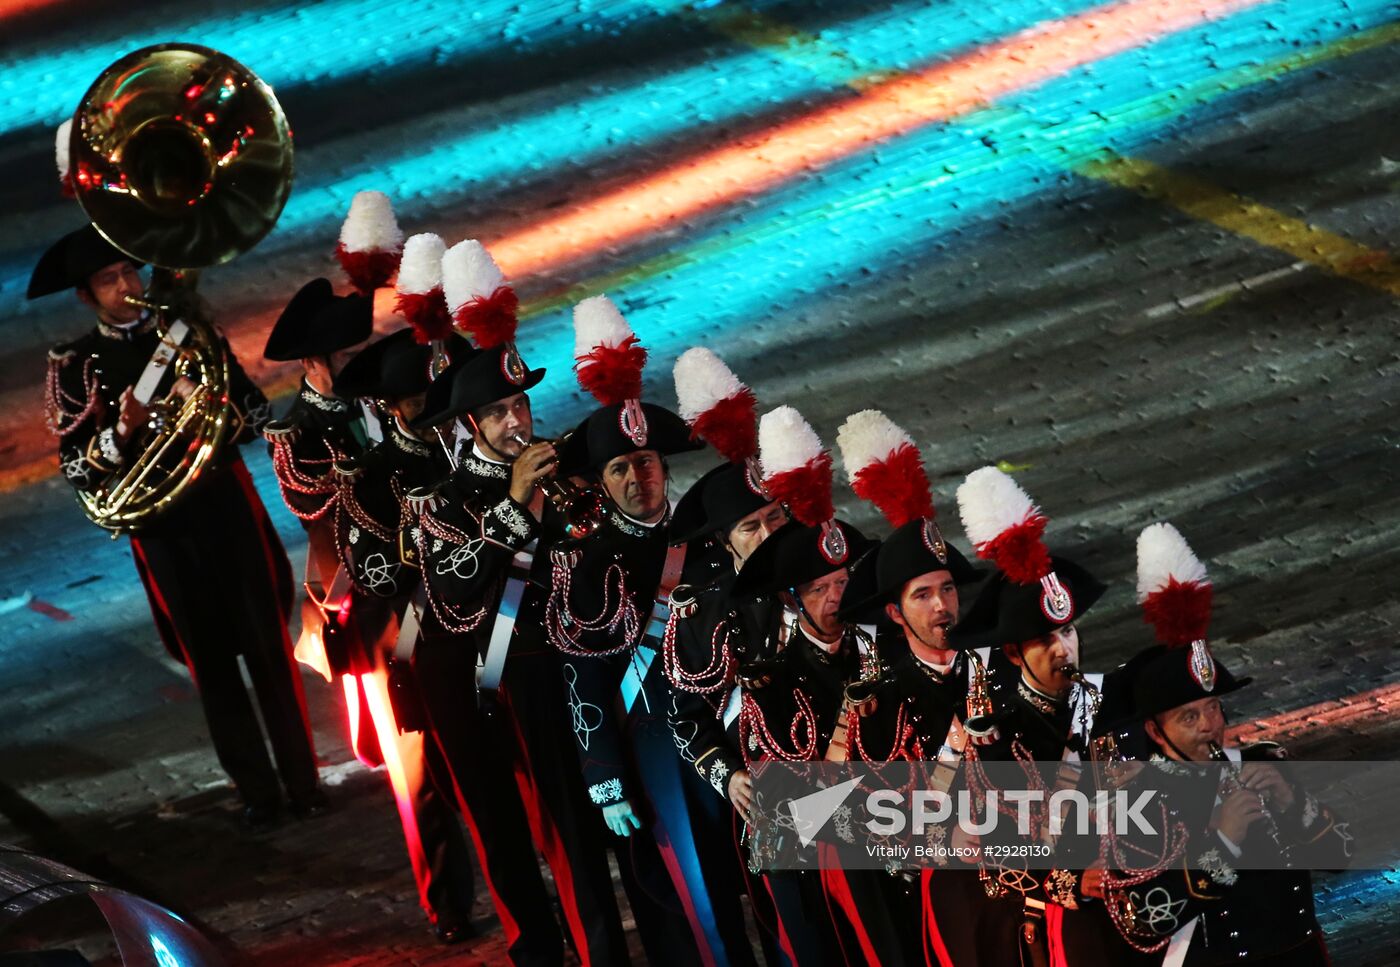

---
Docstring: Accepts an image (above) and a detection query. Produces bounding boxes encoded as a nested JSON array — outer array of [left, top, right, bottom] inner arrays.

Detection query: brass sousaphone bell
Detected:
[[69, 43, 293, 532]]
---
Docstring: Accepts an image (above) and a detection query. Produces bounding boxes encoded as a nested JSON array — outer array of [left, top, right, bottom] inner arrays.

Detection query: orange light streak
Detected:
[[360, 670, 432, 908], [490, 0, 1259, 278]]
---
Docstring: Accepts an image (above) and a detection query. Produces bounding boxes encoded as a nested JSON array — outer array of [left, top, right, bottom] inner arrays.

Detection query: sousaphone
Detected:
[[68, 43, 293, 532]]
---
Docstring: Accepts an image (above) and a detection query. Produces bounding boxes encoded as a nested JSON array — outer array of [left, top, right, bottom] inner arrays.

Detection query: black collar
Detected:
[[388, 421, 434, 458], [299, 379, 351, 413], [95, 314, 157, 342]]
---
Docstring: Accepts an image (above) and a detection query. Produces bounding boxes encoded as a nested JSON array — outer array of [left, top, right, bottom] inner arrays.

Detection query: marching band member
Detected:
[[945, 466, 1110, 967], [827, 410, 987, 965], [1092, 524, 1351, 966], [664, 347, 788, 966], [327, 328, 479, 943], [410, 241, 636, 965], [732, 405, 877, 966], [542, 295, 712, 965], [31, 224, 324, 828]]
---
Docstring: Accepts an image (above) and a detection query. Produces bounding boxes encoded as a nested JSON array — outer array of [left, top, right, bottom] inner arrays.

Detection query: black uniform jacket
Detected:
[[666, 568, 785, 798], [267, 380, 367, 523], [1106, 745, 1351, 965]]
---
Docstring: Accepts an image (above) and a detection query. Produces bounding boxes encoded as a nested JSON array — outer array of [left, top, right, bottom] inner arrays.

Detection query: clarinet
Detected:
[[1207, 741, 1292, 867]]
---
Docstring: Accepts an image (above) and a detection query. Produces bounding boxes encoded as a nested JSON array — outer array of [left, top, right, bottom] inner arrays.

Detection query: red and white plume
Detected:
[[836, 410, 935, 530], [442, 239, 518, 350], [759, 406, 834, 528], [55, 119, 74, 198], [673, 347, 758, 463], [336, 191, 403, 296], [956, 466, 1052, 585], [394, 233, 453, 344], [1136, 522, 1213, 647], [573, 294, 647, 405]]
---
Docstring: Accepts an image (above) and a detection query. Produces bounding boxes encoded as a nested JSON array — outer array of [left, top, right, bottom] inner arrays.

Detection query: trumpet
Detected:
[[508, 432, 612, 545], [1207, 741, 1291, 866], [964, 649, 1000, 740]]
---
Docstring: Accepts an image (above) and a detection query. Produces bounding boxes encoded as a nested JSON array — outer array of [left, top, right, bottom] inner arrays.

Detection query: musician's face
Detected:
[[78, 260, 143, 325], [724, 501, 787, 568], [1147, 696, 1225, 762], [1006, 624, 1079, 697], [388, 392, 428, 429], [794, 567, 849, 640], [472, 393, 533, 460], [602, 449, 667, 522], [888, 569, 959, 653]]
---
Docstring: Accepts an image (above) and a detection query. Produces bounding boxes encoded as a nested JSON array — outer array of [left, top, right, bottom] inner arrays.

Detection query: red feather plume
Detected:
[[394, 288, 454, 344], [1141, 578, 1213, 647], [453, 285, 519, 350], [691, 389, 759, 463], [336, 243, 400, 296], [575, 335, 647, 405], [975, 514, 1052, 585], [60, 174, 75, 199], [765, 454, 835, 528], [851, 443, 935, 530]]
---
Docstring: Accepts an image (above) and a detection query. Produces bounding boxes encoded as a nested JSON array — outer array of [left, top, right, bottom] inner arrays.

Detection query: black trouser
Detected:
[[922, 869, 1023, 967], [414, 636, 564, 967], [497, 647, 633, 965], [823, 864, 922, 966], [764, 870, 844, 966], [130, 462, 317, 808], [630, 708, 757, 967]]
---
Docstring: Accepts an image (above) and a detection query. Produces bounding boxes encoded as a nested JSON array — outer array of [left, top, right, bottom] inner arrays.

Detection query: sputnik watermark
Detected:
[[864, 789, 1158, 837]]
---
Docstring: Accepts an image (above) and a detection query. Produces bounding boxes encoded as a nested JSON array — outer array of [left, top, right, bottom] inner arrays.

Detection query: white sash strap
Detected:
[[621, 544, 687, 714], [477, 542, 537, 691], [722, 684, 744, 729], [133, 319, 190, 404], [1162, 918, 1198, 967]]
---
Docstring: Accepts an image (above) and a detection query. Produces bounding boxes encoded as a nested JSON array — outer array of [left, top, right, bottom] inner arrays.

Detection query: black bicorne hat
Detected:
[[412, 344, 546, 430], [263, 278, 374, 361], [730, 518, 872, 601], [670, 460, 774, 546], [27, 225, 143, 299], [836, 518, 984, 623], [1128, 645, 1252, 722], [333, 328, 472, 401], [556, 402, 703, 476], [946, 556, 1107, 651]]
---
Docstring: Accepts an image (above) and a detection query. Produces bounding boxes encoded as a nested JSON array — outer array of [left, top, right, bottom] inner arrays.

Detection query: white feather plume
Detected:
[[673, 347, 745, 423], [759, 406, 824, 478], [55, 119, 71, 180], [573, 294, 634, 358], [395, 233, 445, 296], [339, 190, 403, 253], [442, 239, 506, 313], [956, 466, 1038, 546], [1136, 522, 1208, 602], [835, 409, 913, 481]]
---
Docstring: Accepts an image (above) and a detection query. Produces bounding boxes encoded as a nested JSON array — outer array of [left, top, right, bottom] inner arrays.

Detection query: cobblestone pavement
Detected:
[[1, 0, 1398, 962]]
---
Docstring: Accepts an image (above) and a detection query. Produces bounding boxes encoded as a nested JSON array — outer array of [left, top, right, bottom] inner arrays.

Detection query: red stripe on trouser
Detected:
[[820, 856, 883, 966], [650, 817, 717, 967], [229, 459, 315, 750], [921, 870, 955, 967], [502, 695, 594, 966], [438, 742, 524, 948], [359, 670, 434, 913], [762, 876, 799, 966], [1047, 903, 1067, 967], [130, 538, 194, 675]]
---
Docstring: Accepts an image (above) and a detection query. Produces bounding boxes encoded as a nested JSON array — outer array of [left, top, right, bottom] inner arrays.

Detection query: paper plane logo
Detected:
[[787, 774, 865, 848]]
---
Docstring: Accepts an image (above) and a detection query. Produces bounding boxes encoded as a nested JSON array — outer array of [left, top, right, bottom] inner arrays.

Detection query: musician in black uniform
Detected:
[[664, 461, 789, 965], [1093, 523, 1350, 966], [263, 279, 378, 756], [733, 514, 879, 966], [411, 340, 646, 964], [324, 329, 478, 943], [31, 225, 324, 827], [831, 517, 986, 963]]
